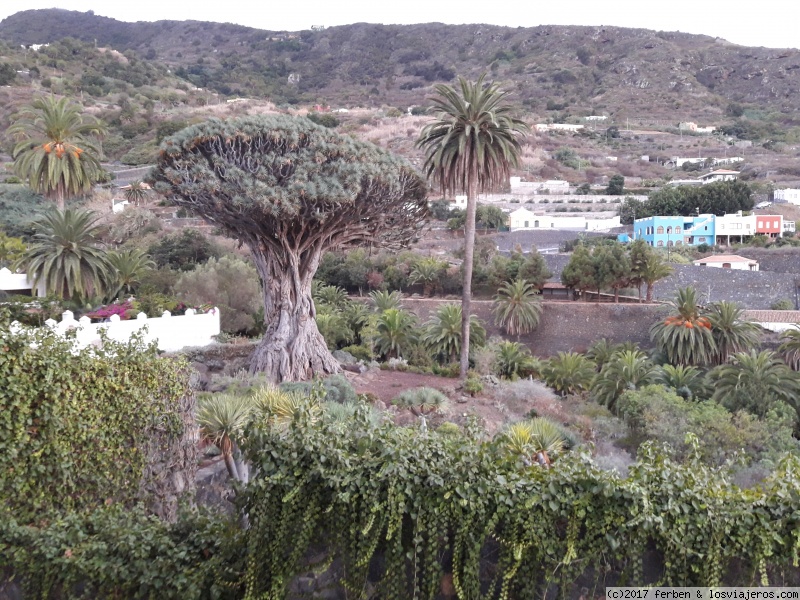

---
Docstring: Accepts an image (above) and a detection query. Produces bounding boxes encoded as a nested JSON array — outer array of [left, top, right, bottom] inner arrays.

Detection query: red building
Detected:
[[755, 214, 783, 238]]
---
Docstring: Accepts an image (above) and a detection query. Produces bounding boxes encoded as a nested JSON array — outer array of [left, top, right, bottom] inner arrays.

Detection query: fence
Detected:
[[11, 307, 221, 352]]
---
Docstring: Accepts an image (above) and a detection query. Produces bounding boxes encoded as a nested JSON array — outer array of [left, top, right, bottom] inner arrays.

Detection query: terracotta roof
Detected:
[[743, 310, 800, 324], [541, 282, 568, 289], [693, 254, 757, 264]]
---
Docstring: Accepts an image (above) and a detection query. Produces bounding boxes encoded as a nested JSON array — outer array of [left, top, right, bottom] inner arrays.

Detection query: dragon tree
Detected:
[[150, 115, 427, 381]]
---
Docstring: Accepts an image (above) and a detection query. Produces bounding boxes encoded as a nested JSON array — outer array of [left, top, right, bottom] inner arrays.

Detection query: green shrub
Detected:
[[341, 343, 373, 361], [0, 328, 193, 521], [391, 387, 448, 415], [175, 255, 262, 334], [278, 374, 356, 405], [463, 372, 484, 396], [771, 298, 794, 311], [0, 506, 242, 600]]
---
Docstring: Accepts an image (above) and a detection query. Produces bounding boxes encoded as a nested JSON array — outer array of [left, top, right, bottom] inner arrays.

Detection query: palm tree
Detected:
[[375, 308, 417, 359], [591, 350, 659, 413], [650, 287, 716, 367], [313, 284, 349, 308], [656, 364, 708, 400], [778, 327, 800, 371], [639, 252, 673, 303], [315, 308, 353, 350], [423, 303, 486, 364], [492, 279, 543, 337], [107, 248, 154, 299], [409, 257, 445, 297], [707, 350, 800, 421], [707, 301, 762, 365], [17, 209, 113, 301], [122, 180, 149, 206], [541, 352, 596, 397], [7, 96, 106, 210], [416, 74, 528, 378], [369, 289, 403, 312], [196, 393, 254, 483], [494, 340, 536, 379]]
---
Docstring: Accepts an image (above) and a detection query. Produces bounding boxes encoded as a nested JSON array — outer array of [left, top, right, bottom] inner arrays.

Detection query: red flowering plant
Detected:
[[83, 301, 137, 322]]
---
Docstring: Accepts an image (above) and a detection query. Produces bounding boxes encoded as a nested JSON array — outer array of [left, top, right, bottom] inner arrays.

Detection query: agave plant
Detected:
[[499, 418, 568, 466], [369, 289, 404, 312], [541, 352, 596, 397], [707, 301, 762, 365], [656, 364, 708, 400], [492, 278, 543, 337], [650, 287, 716, 366], [252, 384, 320, 427], [196, 394, 254, 483], [392, 387, 448, 416], [778, 327, 800, 371], [591, 350, 659, 413]]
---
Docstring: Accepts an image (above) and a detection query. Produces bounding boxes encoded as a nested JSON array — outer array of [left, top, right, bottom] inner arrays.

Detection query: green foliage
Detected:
[[107, 247, 154, 298], [369, 289, 403, 311], [18, 208, 113, 301], [516, 246, 552, 288], [633, 181, 753, 219], [542, 351, 596, 396], [779, 327, 800, 371], [175, 255, 261, 334], [497, 417, 568, 465], [306, 112, 339, 128], [657, 364, 709, 400], [606, 174, 625, 195], [707, 350, 800, 423], [618, 385, 798, 467], [492, 278, 542, 336], [241, 410, 800, 597], [0, 506, 242, 600], [0, 231, 27, 267], [0, 62, 16, 85], [148, 228, 222, 271], [0, 327, 192, 522], [771, 298, 795, 311], [463, 371, 484, 396], [409, 257, 447, 296], [375, 308, 418, 359]]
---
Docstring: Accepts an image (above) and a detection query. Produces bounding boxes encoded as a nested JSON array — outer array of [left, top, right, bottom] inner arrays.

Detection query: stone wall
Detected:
[[541, 254, 798, 309], [735, 248, 800, 276], [402, 298, 663, 356]]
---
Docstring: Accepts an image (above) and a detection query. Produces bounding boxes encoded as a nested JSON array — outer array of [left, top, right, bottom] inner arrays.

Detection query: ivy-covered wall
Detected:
[[0, 327, 198, 523]]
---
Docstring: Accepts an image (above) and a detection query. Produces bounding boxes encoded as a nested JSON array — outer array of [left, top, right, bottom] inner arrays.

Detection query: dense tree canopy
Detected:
[[150, 115, 427, 380]]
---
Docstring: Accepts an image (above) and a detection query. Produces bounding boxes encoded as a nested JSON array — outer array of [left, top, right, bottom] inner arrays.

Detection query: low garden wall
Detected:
[[12, 307, 221, 352]]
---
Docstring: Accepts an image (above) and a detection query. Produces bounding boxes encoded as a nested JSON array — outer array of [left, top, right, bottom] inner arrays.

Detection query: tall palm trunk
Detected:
[[459, 175, 477, 378]]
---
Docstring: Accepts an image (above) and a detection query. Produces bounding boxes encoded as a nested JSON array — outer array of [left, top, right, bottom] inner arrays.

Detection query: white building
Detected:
[[507, 208, 620, 232], [715, 212, 756, 244], [584, 116, 608, 121], [0, 268, 46, 297], [509, 177, 570, 194], [700, 169, 740, 184], [774, 189, 800, 205], [534, 123, 584, 133], [693, 255, 759, 271]]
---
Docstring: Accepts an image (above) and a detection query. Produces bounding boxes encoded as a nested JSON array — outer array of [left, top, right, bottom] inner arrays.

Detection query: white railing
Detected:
[[11, 307, 221, 352]]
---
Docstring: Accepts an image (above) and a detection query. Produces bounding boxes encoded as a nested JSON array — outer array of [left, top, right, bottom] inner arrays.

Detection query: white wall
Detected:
[[693, 260, 758, 271], [0, 268, 46, 297], [508, 209, 620, 231], [16, 308, 221, 352]]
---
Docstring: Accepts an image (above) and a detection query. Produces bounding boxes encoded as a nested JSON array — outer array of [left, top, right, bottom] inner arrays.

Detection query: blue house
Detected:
[[633, 215, 716, 248]]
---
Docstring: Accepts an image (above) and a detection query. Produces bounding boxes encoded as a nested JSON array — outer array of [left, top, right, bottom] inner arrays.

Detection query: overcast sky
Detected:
[[1, 0, 797, 50]]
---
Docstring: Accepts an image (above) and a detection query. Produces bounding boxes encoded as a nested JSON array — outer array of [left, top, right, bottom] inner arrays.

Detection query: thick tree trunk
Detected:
[[646, 282, 654, 303], [248, 245, 340, 382], [459, 178, 478, 379]]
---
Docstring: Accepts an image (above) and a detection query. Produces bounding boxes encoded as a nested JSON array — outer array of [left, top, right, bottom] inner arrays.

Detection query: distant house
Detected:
[[508, 208, 620, 232], [693, 255, 759, 271], [774, 188, 800, 205], [755, 215, 783, 238], [583, 116, 608, 122], [699, 169, 739, 184]]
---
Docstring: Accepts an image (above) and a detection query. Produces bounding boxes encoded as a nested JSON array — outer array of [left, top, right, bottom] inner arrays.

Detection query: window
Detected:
[[666, 226, 672, 234], [720, 224, 725, 229], [534, 220, 539, 227], [722, 263, 732, 269], [699, 237, 705, 242], [774, 220, 779, 228], [675, 226, 681, 233], [656, 226, 664, 234], [550, 223, 554, 228], [524, 221, 529, 228], [667, 241, 674, 247], [757, 221, 763, 228], [657, 240, 664, 247]]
